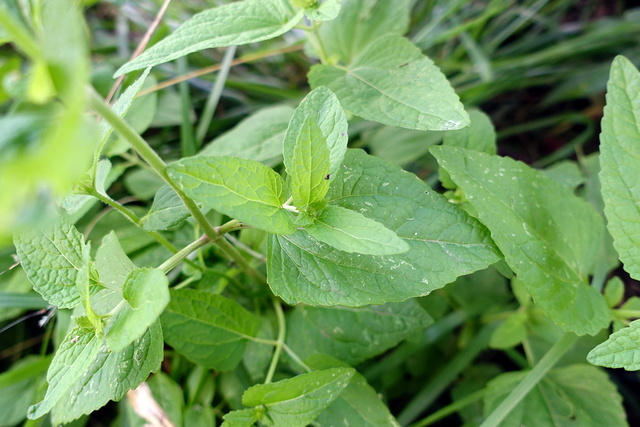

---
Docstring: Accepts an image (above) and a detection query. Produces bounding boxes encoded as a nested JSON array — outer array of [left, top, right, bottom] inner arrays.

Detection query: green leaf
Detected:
[[588, 319, 640, 370], [14, 219, 88, 308], [599, 55, 640, 280], [221, 408, 262, 427], [306, 205, 408, 255], [267, 149, 500, 306], [305, 355, 400, 427], [316, 0, 411, 64], [0, 356, 50, 427], [27, 325, 102, 420], [366, 126, 443, 167], [161, 289, 261, 371], [543, 161, 585, 191], [431, 146, 610, 335], [242, 368, 354, 427], [489, 311, 528, 350], [106, 268, 169, 352], [284, 114, 330, 208], [440, 109, 496, 188], [285, 87, 348, 178], [309, 35, 469, 131], [483, 365, 626, 427], [604, 276, 625, 308], [168, 156, 296, 234], [95, 231, 137, 290], [115, 0, 303, 76], [147, 373, 184, 426], [50, 322, 163, 425], [286, 300, 432, 365], [303, 0, 341, 22], [141, 185, 190, 231], [200, 105, 294, 167]]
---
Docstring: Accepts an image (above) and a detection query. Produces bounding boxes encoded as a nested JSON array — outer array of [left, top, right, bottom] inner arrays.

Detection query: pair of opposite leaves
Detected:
[[168, 87, 408, 256]]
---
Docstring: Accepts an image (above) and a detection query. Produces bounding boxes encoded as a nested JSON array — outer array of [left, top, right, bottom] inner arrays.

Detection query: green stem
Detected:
[[159, 234, 210, 274], [614, 309, 640, 320], [479, 332, 578, 427], [87, 86, 219, 241], [283, 344, 311, 373], [265, 299, 286, 384], [305, 23, 329, 64], [410, 388, 488, 427], [196, 45, 237, 144]]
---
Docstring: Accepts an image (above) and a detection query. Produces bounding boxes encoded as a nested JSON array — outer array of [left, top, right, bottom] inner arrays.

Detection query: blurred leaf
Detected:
[[365, 126, 443, 166], [200, 105, 294, 167], [604, 277, 625, 308], [0, 356, 50, 427], [489, 311, 528, 350]]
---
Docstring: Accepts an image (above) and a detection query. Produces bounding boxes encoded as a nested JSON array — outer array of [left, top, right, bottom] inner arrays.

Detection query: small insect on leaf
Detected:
[[325, 174, 331, 180]]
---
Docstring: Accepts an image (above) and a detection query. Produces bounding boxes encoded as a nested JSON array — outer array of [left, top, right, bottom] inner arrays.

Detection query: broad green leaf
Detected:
[[286, 300, 432, 365], [431, 146, 610, 335], [316, 0, 411, 64], [106, 268, 169, 352], [303, 0, 341, 22], [267, 149, 500, 306], [599, 56, 640, 280], [306, 205, 408, 255], [14, 219, 88, 308], [242, 368, 354, 427], [0, 356, 50, 427], [366, 126, 443, 167], [309, 35, 469, 131], [95, 231, 137, 290], [50, 322, 163, 425], [483, 365, 626, 427], [141, 185, 190, 231], [306, 355, 400, 427], [200, 105, 294, 167], [284, 87, 348, 178], [168, 156, 296, 234], [115, 0, 303, 76], [161, 289, 261, 371], [588, 319, 640, 370], [440, 109, 496, 189], [27, 325, 102, 420], [285, 114, 331, 207]]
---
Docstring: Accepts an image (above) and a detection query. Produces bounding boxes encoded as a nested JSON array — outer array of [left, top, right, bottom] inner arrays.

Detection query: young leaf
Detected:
[[286, 301, 432, 365], [306, 205, 408, 255], [483, 365, 626, 427], [599, 55, 640, 280], [489, 311, 528, 350], [309, 35, 469, 131], [141, 185, 190, 231], [303, 0, 341, 22], [588, 319, 640, 370], [305, 355, 400, 427], [115, 0, 303, 76], [285, 114, 331, 208], [267, 149, 500, 306], [160, 289, 261, 371], [50, 322, 163, 425], [284, 87, 348, 178], [431, 146, 610, 336], [167, 156, 296, 234], [14, 219, 89, 308], [242, 368, 354, 427], [27, 325, 102, 420], [316, 0, 411, 64], [106, 268, 169, 352], [200, 105, 294, 167], [95, 231, 137, 290]]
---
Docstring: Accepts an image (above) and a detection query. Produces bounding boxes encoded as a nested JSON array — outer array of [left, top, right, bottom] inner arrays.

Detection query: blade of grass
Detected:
[[178, 56, 197, 156]]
